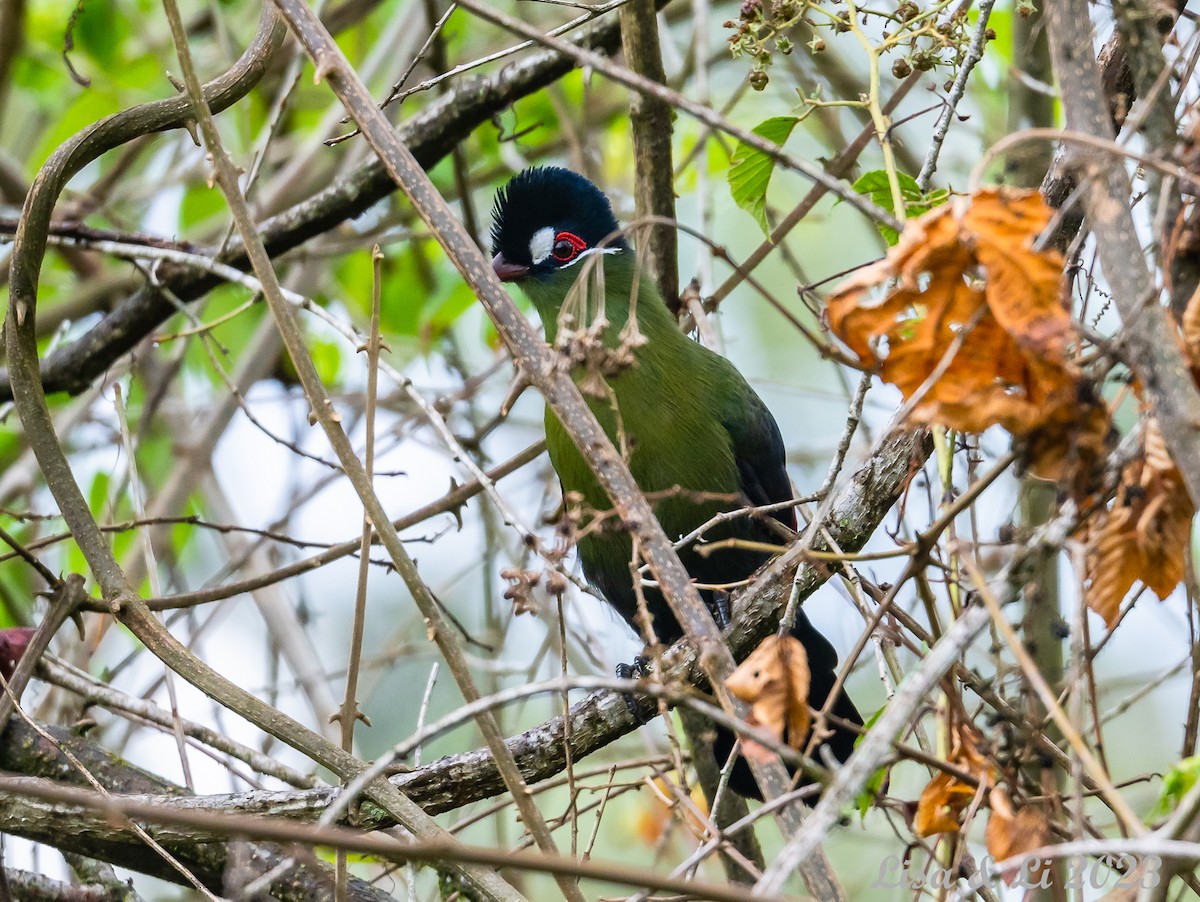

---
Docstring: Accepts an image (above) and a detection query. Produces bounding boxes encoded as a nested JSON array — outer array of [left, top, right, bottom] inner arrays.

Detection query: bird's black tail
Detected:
[[716, 607, 863, 800]]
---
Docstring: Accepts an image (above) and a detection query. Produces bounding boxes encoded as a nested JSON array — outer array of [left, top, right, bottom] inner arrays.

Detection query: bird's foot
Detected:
[[616, 655, 655, 725], [710, 590, 732, 631]]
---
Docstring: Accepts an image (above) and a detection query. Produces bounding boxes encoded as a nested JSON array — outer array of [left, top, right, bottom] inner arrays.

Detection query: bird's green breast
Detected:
[[543, 326, 745, 592], [526, 254, 777, 633]]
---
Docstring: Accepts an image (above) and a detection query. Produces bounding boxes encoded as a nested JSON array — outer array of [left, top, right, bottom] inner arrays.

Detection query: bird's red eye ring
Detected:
[[551, 231, 587, 262]]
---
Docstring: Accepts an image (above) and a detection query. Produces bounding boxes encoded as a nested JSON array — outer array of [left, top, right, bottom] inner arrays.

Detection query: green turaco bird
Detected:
[[490, 166, 862, 796]]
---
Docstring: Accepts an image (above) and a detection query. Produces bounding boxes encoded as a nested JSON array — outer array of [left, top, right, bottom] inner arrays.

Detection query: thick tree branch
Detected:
[[0, 719, 393, 902], [619, 0, 679, 310], [0, 425, 926, 879], [0, 773, 788, 902], [1046, 0, 1200, 505]]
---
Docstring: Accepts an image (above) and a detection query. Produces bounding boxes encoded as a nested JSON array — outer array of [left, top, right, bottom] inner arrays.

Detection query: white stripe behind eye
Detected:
[[529, 226, 623, 268], [557, 245, 622, 270]]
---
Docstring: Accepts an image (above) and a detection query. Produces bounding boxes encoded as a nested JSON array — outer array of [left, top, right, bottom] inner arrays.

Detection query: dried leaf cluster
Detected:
[[912, 723, 1052, 885], [1084, 419, 1195, 626], [828, 188, 1108, 487], [985, 788, 1053, 885], [829, 188, 1194, 627], [913, 722, 994, 838]]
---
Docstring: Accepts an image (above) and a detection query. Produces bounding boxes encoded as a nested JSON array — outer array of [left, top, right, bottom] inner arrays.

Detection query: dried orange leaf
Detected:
[[964, 192, 1071, 359], [725, 634, 811, 750], [634, 778, 709, 845], [1019, 400, 1111, 497], [914, 772, 979, 837], [828, 188, 1109, 492], [985, 789, 1052, 885], [1085, 419, 1194, 627], [633, 793, 672, 846], [738, 715, 780, 765], [1182, 280, 1200, 370], [912, 722, 996, 837]]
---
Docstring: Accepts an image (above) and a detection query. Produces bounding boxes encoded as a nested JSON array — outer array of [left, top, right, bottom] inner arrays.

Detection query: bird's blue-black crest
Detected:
[[490, 167, 625, 271]]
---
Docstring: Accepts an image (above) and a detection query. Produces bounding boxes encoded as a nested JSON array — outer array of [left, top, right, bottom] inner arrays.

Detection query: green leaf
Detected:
[[1154, 756, 1200, 819], [309, 336, 343, 386], [850, 705, 888, 818], [856, 764, 889, 819], [729, 116, 800, 234], [422, 281, 477, 344], [74, 0, 130, 67], [179, 182, 226, 233], [851, 170, 949, 245], [88, 471, 111, 520]]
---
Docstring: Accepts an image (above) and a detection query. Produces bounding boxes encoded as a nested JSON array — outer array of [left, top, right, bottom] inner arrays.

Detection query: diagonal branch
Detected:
[[159, 0, 577, 893], [0, 7, 639, 403], [264, 7, 857, 892], [0, 425, 923, 880], [1045, 0, 1200, 505], [0, 719, 394, 902]]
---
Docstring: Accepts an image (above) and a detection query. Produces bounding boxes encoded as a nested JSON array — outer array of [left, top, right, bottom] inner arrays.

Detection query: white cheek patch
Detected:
[[529, 226, 555, 265]]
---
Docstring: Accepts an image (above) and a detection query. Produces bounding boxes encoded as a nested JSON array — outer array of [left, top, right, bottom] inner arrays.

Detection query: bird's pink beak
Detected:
[[492, 253, 530, 283]]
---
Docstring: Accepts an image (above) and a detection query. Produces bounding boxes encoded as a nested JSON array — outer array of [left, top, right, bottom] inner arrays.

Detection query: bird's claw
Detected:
[[616, 654, 654, 679], [711, 591, 732, 631], [616, 655, 655, 724]]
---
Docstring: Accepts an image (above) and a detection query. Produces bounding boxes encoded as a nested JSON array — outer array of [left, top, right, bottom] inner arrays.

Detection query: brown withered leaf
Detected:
[[634, 778, 710, 846], [1181, 281, 1200, 369], [725, 634, 810, 751], [913, 722, 996, 838], [1174, 192, 1200, 369], [965, 194, 1072, 360], [828, 188, 1109, 491], [1085, 419, 1194, 628], [914, 772, 979, 837], [985, 788, 1052, 886], [1018, 398, 1111, 499], [735, 721, 778, 765]]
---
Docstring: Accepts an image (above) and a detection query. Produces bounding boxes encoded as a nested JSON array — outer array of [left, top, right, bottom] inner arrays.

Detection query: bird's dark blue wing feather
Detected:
[[726, 389, 797, 532], [720, 377, 859, 765]]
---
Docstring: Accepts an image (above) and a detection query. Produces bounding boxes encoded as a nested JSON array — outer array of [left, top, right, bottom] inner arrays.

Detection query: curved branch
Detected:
[[0, 426, 926, 857], [0, 718, 393, 902], [6, 5, 285, 332], [4, 9, 522, 902], [0, 9, 634, 402]]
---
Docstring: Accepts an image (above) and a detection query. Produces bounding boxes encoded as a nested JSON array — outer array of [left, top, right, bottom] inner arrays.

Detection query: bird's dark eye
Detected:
[[551, 231, 587, 262]]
